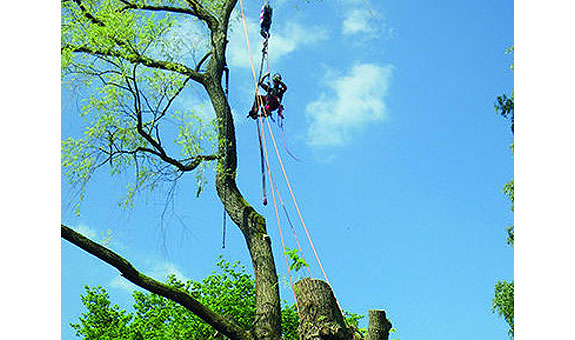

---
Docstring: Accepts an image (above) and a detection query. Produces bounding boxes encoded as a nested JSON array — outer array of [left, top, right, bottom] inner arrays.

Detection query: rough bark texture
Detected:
[[61, 225, 252, 340], [366, 310, 392, 340], [204, 15, 282, 340], [294, 278, 354, 340]]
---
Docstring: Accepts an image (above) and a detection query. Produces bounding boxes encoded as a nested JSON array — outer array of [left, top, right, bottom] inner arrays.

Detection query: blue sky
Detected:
[[59, 0, 516, 339]]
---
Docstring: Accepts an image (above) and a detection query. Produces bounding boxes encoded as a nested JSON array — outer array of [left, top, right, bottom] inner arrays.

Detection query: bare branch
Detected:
[[61, 225, 252, 340], [195, 51, 213, 72]]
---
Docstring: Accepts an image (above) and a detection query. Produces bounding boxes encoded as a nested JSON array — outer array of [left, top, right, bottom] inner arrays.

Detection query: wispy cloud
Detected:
[[342, 8, 377, 36], [110, 259, 188, 292], [306, 63, 394, 147], [340, 1, 393, 41], [75, 224, 97, 239], [227, 15, 328, 68], [269, 22, 329, 61]]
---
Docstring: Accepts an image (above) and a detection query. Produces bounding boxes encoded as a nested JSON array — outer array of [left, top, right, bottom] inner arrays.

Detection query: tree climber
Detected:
[[247, 72, 287, 119]]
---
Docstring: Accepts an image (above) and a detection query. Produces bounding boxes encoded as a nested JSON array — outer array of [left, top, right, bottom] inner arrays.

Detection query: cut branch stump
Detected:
[[366, 309, 392, 340], [294, 278, 354, 340]]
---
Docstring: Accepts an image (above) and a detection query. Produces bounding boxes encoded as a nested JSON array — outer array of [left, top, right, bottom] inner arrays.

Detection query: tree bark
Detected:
[[61, 225, 252, 340], [366, 310, 392, 340], [203, 21, 282, 339], [294, 278, 354, 340]]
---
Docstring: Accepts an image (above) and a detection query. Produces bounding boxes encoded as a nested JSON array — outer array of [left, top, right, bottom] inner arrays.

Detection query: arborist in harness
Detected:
[[247, 72, 287, 119], [247, 1, 286, 120]]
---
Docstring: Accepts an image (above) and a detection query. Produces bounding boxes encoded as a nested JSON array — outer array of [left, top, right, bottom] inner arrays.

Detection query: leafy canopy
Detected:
[[72, 258, 300, 340], [71, 257, 366, 340], [493, 280, 514, 338], [62, 0, 221, 214]]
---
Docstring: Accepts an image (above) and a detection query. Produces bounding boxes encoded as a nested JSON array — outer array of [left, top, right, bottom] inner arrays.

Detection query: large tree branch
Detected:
[[221, 0, 238, 30], [184, 0, 218, 30], [65, 44, 205, 83], [61, 224, 252, 340], [118, 0, 196, 15], [126, 67, 217, 172], [67, 1, 206, 82]]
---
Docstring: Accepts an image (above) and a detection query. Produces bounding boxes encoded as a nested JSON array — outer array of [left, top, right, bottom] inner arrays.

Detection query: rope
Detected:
[[238, 0, 298, 308], [238, 2, 354, 335], [256, 116, 267, 205], [264, 43, 308, 276], [222, 66, 230, 248], [271, 175, 312, 278], [264, 116, 331, 285], [276, 108, 300, 162], [258, 113, 298, 308], [264, 119, 352, 332]]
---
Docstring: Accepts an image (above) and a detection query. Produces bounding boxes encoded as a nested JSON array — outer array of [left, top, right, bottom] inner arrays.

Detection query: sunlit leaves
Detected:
[[495, 92, 514, 133], [492, 45, 514, 338], [285, 248, 309, 272], [71, 258, 300, 340], [62, 137, 97, 215], [61, 0, 220, 213], [173, 110, 217, 159], [71, 286, 133, 339], [71, 257, 369, 340], [495, 46, 514, 134], [493, 280, 514, 338]]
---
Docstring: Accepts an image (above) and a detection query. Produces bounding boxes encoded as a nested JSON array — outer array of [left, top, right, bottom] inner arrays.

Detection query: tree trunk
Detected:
[[366, 310, 392, 340], [294, 278, 354, 340], [204, 71, 282, 340]]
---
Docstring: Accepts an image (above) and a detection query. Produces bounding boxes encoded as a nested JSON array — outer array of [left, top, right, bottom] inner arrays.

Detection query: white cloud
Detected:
[[110, 275, 137, 291], [227, 15, 328, 68], [75, 225, 97, 239], [176, 95, 216, 121], [268, 22, 329, 61], [306, 63, 394, 147], [148, 261, 187, 282], [341, 2, 394, 40], [342, 9, 376, 36], [110, 259, 188, 292]]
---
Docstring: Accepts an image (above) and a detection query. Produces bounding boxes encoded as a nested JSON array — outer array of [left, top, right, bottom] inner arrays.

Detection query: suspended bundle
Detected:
[[260, 2, 273, 38]]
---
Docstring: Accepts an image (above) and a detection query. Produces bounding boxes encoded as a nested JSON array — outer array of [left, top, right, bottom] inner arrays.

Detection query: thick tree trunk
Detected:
[[366, 310, 392, 340], [294, 278, 354, 340], [204, 72, 281, 340]]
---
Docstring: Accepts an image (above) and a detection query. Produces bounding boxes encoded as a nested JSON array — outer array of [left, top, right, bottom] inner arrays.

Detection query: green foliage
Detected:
[[503, 178, 514, 211], [71, 258, 300, 340], [495, 92, 514, 133], [61, 0, 220, 213], [389, 328, 399, 340], [71, 287, 133, 339], [493, 280, 514, 338], [344, 311, 366, 337], [285, 248, 310, 272], [494, 46, 514, 134], [492, 45, 514, 339], [503, 178, 514, 246], [281, 303, 300, 340], [71, 257, 370, 340], [505, 46, 514, 71]]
